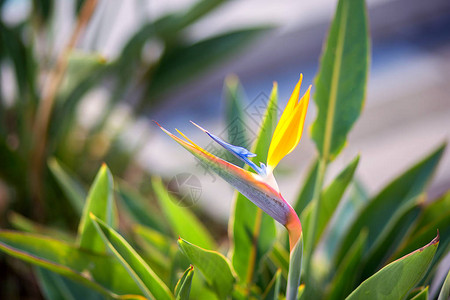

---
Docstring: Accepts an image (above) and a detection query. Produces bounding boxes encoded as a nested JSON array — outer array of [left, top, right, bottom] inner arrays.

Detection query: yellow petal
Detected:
[[267, 78, 310, 171]]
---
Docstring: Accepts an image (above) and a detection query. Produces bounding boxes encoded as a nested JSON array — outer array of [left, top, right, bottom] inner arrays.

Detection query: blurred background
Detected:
[[0, 0, 449, 297]]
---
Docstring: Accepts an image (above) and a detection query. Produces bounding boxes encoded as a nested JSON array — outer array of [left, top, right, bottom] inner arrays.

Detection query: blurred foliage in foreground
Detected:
[[0, 0, 449, 299]]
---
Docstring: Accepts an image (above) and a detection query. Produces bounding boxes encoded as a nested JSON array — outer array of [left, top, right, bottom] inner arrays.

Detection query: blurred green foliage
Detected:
[[0, 0, 449, 299]]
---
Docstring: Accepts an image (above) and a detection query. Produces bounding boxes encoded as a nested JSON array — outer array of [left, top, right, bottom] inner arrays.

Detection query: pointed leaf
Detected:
[[346, 234, 439, 300], [174, 265, 194, 300], [335, 144, 445, 265], [410, 286, 429, 300], [77, 164, 116, 253], [311, 0, 369, 161], [152, 177, 215, 249], [0, 231, 143, 297], [90, 215, 173, 300], [230, 83, 278, 283], [178, 238, 236, 299]]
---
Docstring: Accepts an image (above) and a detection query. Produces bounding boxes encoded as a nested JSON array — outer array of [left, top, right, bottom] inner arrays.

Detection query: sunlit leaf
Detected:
[[346, 234, 439, 300], [310, 0, 369, 161], [77, 164, 117, 253], [174, 265, 194, 300], [90, 215, 173, 300], [0, 231, 143, 297], [178, 238, 236, 299]]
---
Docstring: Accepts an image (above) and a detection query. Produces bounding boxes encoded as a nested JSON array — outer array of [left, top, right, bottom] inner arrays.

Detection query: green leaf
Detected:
[[327, 230, 367, 300], [77, 164, 117, 253], [345, 234, 439, 300], [178, 238, 236, 300], [0, 231, 143, 297], [286, 235, 303, 300], [151, 177, 215, 249], [293, 159, 319, 215], [224, 75, 249, 167], [117, 182, 168, 234], [229, 83, 278, 283], [301, 155, 359, 247], [322, 180, 368, 261], [262, 269, 282, 300], [48, 158, 86, 216], [438, 269, 450, 300], [269, 243, 290, 277], [90, 215, 173, 300], [360, 197, 423, 279], [310, 0, 369, 161], [147, 28, 270, 100], [410, 286, 429, 300], [174, 265, 194, 300], [8, 212, 73, 242], [394, 191, 450, 259], [35, 267, 103, 300], [335, 144, 445, 266]]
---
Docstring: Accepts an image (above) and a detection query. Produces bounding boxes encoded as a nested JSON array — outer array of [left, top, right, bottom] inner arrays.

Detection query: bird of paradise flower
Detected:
[[156, 74, 310, 300]]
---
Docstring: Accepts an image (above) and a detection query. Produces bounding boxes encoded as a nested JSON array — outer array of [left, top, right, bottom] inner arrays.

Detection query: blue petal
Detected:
[[191, 121, 267, 176]]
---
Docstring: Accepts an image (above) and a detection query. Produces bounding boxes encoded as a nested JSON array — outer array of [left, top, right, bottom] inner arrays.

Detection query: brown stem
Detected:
[[30, 0, 98, 220]]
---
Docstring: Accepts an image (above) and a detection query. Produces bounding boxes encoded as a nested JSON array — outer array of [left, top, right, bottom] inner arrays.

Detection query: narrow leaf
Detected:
[[90, 215, 173, 300], [77, 164, 116, 253], [178, 238, 236, 300], [147, 28, 270, 100], [335, 144, 445, 265], [224, 75, 249, 168], [35, 267, 103, 300], [327, 230, 367, 300], [117, 182, 168, 234], [293, 159, 319, 215], [301, 155, 359, 247], [346, 234, 439, 300], [174, 265, 194, 300], [48, 158, 86, 215], [152, 177, 215, 249], [229, 83, 278, 283], [0, 231, 143, 297], [311, 0, 369, 161]]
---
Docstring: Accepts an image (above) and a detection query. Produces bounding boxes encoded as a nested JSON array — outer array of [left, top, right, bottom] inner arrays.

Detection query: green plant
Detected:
[[1, 0, 449, 299]]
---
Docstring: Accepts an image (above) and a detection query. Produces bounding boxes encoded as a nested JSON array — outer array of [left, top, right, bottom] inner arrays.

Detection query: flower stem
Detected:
[[303, 157, 327, 281]]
